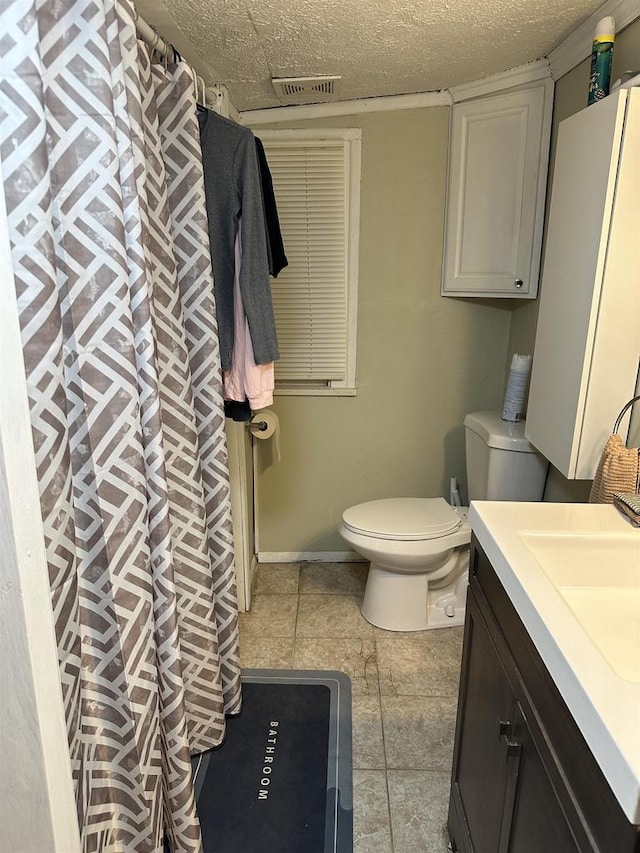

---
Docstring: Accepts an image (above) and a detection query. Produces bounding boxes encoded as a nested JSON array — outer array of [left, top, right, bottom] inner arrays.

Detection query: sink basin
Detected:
[[519, 532, 640, 683]]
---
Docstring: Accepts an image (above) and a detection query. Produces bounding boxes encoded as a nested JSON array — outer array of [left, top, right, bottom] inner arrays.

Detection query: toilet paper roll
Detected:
[[248, 410, 281, 461], [501, 354, 532, 422]]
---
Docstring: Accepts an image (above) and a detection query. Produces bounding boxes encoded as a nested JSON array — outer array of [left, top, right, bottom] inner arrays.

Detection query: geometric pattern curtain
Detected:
[[0, 0, 241, 850]]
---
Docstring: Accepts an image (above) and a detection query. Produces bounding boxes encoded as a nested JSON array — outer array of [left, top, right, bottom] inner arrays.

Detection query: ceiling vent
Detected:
[[272, 75, 342, 101]]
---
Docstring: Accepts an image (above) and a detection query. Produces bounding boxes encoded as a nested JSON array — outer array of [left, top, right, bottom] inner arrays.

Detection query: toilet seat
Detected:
[[341, 497, 462, 541]]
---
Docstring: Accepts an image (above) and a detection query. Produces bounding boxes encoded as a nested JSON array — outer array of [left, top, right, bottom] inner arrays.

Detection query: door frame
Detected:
[[0, 180, 80, 852]]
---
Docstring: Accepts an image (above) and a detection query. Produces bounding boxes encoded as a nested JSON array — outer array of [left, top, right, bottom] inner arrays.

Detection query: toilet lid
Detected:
[[342, 497, 461, 541]]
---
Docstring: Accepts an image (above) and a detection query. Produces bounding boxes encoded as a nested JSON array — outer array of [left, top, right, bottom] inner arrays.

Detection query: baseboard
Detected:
[[257, 551, 365, 563], [249, 553, 258, 587]]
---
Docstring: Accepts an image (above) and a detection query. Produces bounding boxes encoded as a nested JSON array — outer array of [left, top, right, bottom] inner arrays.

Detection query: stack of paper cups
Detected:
[[502, 354, 532, 422]]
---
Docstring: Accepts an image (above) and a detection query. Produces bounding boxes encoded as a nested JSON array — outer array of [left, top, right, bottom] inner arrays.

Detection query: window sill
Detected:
[[274, 387, 358, 398]]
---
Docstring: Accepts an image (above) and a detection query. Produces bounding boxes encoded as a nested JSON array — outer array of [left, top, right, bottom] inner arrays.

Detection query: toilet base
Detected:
[[360, 554, 469, 632]]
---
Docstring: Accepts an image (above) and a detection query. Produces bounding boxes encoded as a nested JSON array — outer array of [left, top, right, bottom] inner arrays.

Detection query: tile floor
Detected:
[[238, 562, 464, 853]]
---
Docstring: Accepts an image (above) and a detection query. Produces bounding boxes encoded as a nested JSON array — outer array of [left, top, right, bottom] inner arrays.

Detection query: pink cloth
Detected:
[[223, 228, 275, 409]]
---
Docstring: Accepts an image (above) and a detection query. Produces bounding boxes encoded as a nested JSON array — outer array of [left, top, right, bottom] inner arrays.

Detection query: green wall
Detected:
[[254, 108, 512, 553], [506, 17, 640, 502], [253, 17, 640, 550]]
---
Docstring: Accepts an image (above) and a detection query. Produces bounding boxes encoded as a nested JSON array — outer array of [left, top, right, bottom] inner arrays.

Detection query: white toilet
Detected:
[[339, 412, 548, 632]]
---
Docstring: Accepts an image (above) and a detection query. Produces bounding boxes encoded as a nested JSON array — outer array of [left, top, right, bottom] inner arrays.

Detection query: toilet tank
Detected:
[[464, 412, 549, 502]]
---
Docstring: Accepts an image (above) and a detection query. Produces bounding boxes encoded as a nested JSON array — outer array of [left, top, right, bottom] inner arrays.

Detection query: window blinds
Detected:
[[262, 140, 348, 382]]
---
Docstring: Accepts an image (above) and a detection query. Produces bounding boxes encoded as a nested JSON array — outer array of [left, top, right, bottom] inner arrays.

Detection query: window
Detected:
[[259, 129, 362, 394]]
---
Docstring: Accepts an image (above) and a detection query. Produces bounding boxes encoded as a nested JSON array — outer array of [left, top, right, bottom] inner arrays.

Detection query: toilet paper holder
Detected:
[[247, 418, 269, 432], [246, 410, 281, 462]]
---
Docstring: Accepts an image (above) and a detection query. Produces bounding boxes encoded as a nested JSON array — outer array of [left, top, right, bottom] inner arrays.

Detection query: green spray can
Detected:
[[588, 16, 615, 104]]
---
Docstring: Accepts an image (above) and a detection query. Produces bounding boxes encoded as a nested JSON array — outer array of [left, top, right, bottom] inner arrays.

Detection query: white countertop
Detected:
[[469, 501, 640, 824]]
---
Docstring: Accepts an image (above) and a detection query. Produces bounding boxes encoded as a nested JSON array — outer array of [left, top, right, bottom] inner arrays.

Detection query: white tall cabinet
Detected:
[[526, 89, 640, 479]]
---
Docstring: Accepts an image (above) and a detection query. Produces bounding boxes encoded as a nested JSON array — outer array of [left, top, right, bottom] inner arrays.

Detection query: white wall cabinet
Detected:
[[526, 89, 640, 480], [442, 82, 552, 298]]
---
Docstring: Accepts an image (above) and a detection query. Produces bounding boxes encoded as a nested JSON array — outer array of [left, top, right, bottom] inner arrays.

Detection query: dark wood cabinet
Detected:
[[453, 593, 515, 852], [506, 702, 579, 853], [448, 537, 640, 853]]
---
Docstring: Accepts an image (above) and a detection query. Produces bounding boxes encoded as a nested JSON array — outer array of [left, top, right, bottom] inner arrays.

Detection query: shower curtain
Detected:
[[0, 0, 240, 850]]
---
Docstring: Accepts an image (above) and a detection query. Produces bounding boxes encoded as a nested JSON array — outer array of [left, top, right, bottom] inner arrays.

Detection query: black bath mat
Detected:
[[193, 669, 353, 853]]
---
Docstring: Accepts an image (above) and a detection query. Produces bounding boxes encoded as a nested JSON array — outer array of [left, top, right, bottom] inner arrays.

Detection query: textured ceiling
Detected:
[[135, 0, 605, 111]]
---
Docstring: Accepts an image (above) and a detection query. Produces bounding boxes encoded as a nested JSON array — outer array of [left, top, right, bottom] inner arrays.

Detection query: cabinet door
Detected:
[[525, 89, 640, 479], [450, 593, 518, 852], [505, 704, 580, 853], [442, 84, 550, 298]]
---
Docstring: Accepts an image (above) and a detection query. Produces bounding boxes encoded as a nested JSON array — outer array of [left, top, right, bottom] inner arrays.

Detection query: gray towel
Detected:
[[613, 492, 640, 527]]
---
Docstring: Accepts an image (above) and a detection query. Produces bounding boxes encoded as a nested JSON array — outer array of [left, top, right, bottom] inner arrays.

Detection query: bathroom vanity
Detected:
[[447, 502, 640, 853]]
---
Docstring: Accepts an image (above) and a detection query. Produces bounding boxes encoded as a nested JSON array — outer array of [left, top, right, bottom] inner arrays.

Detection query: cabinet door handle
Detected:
[[497, 719, 512, 740], [503, 735, 521, 758], [514, 278, 524, 288], [497, 720, 521, 757]]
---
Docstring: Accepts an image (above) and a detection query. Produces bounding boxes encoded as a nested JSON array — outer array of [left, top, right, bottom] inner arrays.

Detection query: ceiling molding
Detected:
[[549, 0, 640, 80], [257, 128, 363, 140], [450, 59, 552, 103], [239, 90, 451, 125], [240, 59, 555, 124]]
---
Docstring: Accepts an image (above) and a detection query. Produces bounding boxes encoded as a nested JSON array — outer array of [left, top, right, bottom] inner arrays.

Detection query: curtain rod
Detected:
[[135, 14, 211, 107], [134, 14, 230, 116], [135, 15, 177, 63]]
